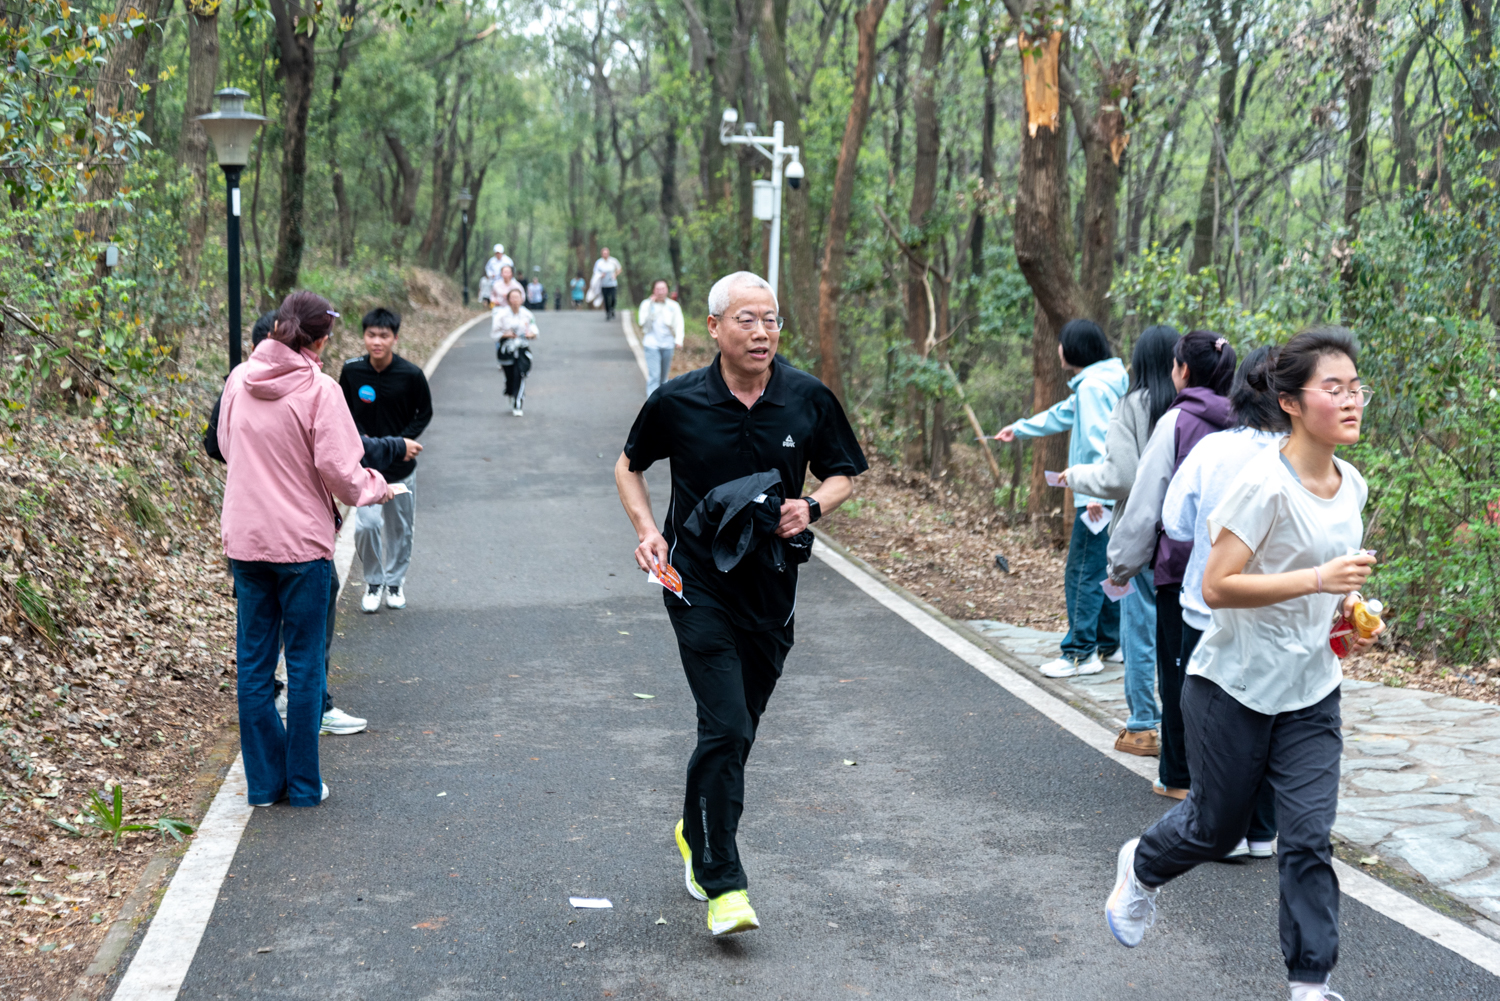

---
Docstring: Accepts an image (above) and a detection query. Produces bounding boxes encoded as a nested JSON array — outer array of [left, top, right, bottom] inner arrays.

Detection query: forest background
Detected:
[[1, 0, 1497, 672]]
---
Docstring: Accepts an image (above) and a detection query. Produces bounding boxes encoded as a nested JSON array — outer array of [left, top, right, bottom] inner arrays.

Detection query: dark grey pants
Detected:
[[1134, 675, 1342, 982]]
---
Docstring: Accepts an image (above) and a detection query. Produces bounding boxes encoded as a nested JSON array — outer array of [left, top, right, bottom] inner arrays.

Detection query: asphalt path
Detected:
[[169, 309, 1499, 1000]]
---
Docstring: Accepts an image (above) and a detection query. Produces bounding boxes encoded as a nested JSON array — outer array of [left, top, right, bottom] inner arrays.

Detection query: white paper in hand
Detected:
[[1044, 470, 1065, 488], [1101, 577, 1135, 602], [1082, 506, 1112, 534], [389, 483, 410, 496]]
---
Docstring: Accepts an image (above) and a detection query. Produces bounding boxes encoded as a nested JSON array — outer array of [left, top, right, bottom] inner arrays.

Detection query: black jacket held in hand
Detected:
[[683, 470, 814, 575]]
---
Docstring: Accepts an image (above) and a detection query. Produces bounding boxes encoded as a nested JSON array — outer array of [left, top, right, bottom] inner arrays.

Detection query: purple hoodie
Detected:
[[1152, 387, 1234, 587]]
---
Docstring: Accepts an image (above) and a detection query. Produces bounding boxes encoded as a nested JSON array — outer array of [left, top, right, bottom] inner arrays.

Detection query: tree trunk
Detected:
[[327, 0, 360, 267], [417, 75, 467, 267], [1391, 24, 1435, 194], [1187, 0, 1244, 275], [1126, 42, 1205, 256], [1028, 303, 1070, 535], [659, 116, 686, 301], [816, 0, 888, 404], [759, 0, 817, 352], [1078, 61, 1137, 330], [269, 0, 316, 300], [179, 1, 219, 283], [1340, 0, 1380, 250], [903, 0, 947, 469], [81, 0, 166, 241]]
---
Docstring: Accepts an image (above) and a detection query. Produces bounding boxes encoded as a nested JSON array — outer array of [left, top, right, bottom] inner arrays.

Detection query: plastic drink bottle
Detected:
[[1330, 599, 1384, 657]]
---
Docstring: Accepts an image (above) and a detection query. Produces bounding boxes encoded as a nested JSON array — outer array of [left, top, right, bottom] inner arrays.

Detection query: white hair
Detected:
[[708, 271, 777, 317]]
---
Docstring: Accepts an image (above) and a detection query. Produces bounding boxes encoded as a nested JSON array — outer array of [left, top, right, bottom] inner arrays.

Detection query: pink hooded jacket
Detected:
[[219, 339, 389, 563]]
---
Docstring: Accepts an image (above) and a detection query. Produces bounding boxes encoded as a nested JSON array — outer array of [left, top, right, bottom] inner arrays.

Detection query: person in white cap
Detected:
[[482, 245, 514, 303]]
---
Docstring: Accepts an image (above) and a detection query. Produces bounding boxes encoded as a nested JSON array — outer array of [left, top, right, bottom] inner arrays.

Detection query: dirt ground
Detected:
[[0, 269, 477, 1001]]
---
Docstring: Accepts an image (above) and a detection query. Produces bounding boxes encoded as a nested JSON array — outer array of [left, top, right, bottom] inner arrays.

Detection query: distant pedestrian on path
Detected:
[[570, 273, 586, 309], [218, 292, 394, 808], [994, 320, 1127, 678], [527, 272, 547, 311], [614, 271, 867, 937], [1060, 324, 1179, 758], [493, 286, 538, 416], [638, 279, 685, 396], [340, 308, 433, 614], [490, 264, 523, 310], [593, 247, 622, 320], [482, 245, 514, 304], [1106, 328, 1380, 1001]]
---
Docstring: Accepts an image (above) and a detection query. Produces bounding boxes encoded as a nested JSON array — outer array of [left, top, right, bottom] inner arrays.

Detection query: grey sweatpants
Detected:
[[355, 474, 415, 587], [1134, 675, 1342, 982]]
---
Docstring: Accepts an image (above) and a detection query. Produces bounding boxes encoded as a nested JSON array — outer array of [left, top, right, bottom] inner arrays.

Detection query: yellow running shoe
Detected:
[[674, 819, 708, 901], [706, 889, 759, 936]]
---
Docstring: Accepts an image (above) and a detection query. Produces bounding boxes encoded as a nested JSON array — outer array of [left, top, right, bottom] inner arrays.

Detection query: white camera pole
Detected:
[[720, 110, 804, 300]]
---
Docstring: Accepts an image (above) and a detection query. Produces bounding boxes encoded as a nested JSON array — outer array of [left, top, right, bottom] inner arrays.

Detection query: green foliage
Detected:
[[83, 783, 194, 844], [11, 574, 58, 646]]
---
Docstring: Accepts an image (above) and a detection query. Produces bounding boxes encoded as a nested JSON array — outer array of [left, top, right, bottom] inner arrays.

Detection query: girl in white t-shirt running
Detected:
[[1106, 327, 1382, 1001]]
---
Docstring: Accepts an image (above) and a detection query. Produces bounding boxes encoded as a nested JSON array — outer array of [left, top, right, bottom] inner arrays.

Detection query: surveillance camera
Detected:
[[786, 160, 804, 190], [721, 107, 739, 126]]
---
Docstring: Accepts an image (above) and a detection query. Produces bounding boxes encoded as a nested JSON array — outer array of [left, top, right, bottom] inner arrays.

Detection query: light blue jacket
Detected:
[[1005, 357, 1128, 508]]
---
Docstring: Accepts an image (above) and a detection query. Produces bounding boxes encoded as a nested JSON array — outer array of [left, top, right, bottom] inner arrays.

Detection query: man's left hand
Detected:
[[776, 498, 812, 538]]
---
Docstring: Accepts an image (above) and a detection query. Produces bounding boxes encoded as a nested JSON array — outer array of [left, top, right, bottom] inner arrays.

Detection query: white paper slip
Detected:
[[1082, 506, 1112, 534], [1044, 470, 1065, 487], [390, 483, 410, 495], [569, 897, 613, 909], [1101, 577, 1135, 602]]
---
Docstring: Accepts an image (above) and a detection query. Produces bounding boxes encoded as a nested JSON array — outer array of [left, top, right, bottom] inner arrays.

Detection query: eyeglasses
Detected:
[[717, 312, 785, 332], [1311, 385, 1374, 407]]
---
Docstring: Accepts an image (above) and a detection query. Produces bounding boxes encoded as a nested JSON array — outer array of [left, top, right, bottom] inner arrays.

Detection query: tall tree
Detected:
[[269, 0, 318, 300], [82, 0, 167, 241], [327, 0, 361, 267], [1339, 0, 1380, 256], [816, 0, 889, 403], [903, 0, 947, 469], [179, 0, 220, 282], [758, 0, 817, 348], [1186, 0, 1248, 275]]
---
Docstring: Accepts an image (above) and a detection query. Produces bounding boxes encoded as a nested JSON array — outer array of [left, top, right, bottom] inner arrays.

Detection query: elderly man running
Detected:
[[614, 271, 868, 936]]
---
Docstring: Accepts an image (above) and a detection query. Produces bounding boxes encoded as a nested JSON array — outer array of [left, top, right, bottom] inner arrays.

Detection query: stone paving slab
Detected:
[[968, 619, 1500, 926]]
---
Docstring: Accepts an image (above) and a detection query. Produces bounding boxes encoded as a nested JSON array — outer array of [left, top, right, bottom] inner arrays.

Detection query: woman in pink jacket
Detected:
[[219, 291, 394, 808]]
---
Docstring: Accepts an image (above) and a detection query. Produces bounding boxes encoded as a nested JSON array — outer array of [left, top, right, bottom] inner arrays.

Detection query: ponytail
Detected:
[[1175, 329, 1236, 395], [271, 291, 337, 353]]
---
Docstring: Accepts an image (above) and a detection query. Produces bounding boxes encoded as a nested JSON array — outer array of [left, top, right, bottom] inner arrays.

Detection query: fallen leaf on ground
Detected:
[[843, 759, 857, 766], [655, 915, 668, 925], [1359, 855, 1380, 866], [633, 693, 655, 700], [572, 941, 586, 949]]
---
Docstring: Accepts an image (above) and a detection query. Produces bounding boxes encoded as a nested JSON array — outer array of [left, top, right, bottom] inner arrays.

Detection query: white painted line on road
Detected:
[[109, 313, 486, 999], [110, 758, 254, 1001], [812, 538, 1500, 980], [424, 311, 492, 379]]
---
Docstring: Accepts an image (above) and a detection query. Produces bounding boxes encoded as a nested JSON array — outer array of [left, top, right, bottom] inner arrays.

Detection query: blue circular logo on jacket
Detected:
[[358, 385, 376, 403]]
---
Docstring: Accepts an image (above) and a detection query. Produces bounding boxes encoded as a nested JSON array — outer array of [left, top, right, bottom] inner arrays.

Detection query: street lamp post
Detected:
[[197, 88, 267, 372], [458, 186, 473, 307], [719, 109, 804, 300]]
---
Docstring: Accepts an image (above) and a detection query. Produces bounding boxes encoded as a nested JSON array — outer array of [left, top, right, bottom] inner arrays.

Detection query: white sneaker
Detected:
[[275, 689, 288, 721], [1074, 653, 1105, 676], [1289, 983, 1345, 1001], [384, 585, 406, 610], [1105, 838, 1160, 948], [1038, 656, 1083, 678], [512, 405, 523, 417], [1249, 839, 1276, 858], [321, 782, 330, 802], [1225, 838, 1250, 859], [321, 707, 367, 735], [1105, 648, 1125, 664], [361, 584, 382, 613]]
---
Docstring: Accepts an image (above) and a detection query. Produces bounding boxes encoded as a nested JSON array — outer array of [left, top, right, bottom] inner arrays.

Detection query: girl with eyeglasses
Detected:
[[1107, 327, 1381, 1001]]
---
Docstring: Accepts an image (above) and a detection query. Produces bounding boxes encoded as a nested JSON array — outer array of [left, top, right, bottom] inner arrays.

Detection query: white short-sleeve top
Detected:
[[1186, 445, 1368, 715]]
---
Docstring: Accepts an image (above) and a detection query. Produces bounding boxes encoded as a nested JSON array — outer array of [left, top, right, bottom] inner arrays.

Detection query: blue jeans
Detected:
[[644, 345, 674, 396], [231, 558, 331, 807], [1122, 566, 1159, 731], [1060, 507, 1120, 661]]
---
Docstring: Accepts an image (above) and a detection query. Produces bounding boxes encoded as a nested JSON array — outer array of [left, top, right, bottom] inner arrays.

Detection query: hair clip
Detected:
[[326, 309, 341, 318], [1214, 337, 1227, 351]]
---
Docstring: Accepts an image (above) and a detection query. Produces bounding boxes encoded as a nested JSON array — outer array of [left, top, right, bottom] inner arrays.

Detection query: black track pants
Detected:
[[668, 603, 792, 897], [1135, 676, 1343, 982]]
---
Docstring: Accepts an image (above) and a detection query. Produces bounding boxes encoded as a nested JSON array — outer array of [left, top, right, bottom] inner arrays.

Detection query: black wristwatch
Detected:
[[802, 496, 821, 523]]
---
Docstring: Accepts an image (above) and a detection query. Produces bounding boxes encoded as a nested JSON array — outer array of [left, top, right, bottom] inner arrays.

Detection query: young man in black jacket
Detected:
[[339, 308, 433, 613]]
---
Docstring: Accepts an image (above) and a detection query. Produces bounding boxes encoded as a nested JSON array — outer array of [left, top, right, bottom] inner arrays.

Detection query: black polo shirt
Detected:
[[623, 354, 867, 630], [338, 354, 433, 481]]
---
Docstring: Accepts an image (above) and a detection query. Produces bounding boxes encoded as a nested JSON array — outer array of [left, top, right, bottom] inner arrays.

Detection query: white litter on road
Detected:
[[569, 897, 613, 909]]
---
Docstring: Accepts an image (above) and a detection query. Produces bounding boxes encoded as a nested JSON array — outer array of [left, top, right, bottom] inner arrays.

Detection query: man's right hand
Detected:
[[403, 438, 423, 461], [634, 529, 670, 574]]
